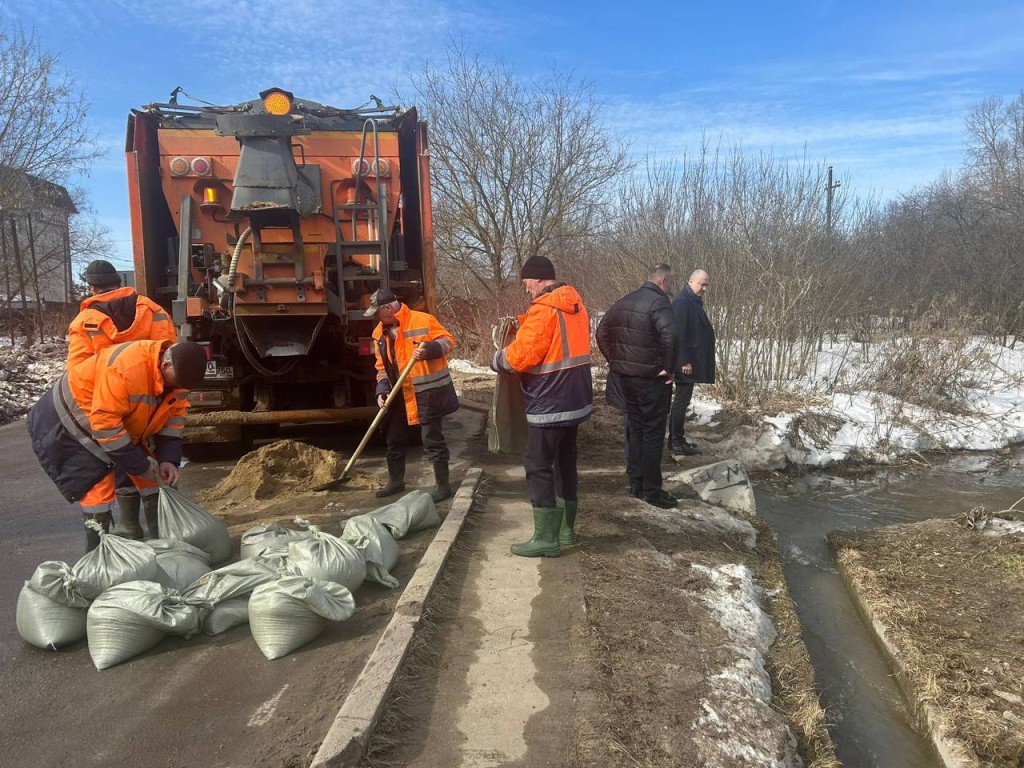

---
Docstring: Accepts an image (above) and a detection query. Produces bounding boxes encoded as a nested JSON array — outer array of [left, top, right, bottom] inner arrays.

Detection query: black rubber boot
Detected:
[[142, 493, 160, 539], [376, 457, 406, 498], [82, 511, 113, 553], [629, 478, 643, 499], [112, 490, 144, 539], [429, 461, 451, 503]]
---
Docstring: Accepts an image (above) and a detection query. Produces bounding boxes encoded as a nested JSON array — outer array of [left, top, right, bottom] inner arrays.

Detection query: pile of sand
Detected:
[[205, 439, 342, 501]]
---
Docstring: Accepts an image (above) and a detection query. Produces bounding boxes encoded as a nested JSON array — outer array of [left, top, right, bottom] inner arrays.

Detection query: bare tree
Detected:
[[408, 43, 629, 313]]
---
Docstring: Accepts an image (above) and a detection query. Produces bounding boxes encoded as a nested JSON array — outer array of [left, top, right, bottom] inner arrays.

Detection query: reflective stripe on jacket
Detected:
[[27, 339, 190, 502], [493, 283, 593, 428], [67, 287, 177, 371], [372, 304, 460, 426]]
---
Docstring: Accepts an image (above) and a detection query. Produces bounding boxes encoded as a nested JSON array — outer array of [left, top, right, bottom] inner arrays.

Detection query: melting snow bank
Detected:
[[691, 563, 802, 768], [0, 339, 67, 426]]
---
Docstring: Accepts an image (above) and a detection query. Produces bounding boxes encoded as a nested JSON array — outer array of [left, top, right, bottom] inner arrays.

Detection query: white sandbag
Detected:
[[248, 576, 355, 660], [149, 539, 213, 591], [72, 529, 159, 600], [200, 596, 250, 636], [184, 553, 287, 605], [240, 522, 313, 560], [86, 581, 201, 670], [368, 490, 441, 539], [288, 519, 365, 592], [16, 561, 91, 649], [341, 515, 400, 588], [158, 485, 232, 564]]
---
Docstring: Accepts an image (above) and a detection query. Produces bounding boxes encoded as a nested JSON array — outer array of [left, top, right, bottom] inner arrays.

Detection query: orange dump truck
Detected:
[[125, 88, 435, 449]]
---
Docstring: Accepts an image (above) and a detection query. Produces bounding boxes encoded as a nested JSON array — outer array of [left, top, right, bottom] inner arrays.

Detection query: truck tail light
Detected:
[[358, 337, 374, 356], [170, 156, 190, 176], [191, 156, 212, 176]]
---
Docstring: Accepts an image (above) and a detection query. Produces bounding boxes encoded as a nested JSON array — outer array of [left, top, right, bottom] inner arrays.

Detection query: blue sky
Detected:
[[3, 0, 1022, 269]]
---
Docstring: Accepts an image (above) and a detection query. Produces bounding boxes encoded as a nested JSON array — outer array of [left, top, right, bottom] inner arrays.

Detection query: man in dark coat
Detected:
[[596, 264, 678, 508], [669, 268, 715, 455]]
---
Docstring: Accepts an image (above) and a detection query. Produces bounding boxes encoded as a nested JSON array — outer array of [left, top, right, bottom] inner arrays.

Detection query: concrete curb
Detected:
[[310, 467, 483, 768], [834, 553, 976, 768]]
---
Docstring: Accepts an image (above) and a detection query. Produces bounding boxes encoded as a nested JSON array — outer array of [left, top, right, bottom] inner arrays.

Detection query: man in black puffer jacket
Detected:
[[596, 264, 678, 508]]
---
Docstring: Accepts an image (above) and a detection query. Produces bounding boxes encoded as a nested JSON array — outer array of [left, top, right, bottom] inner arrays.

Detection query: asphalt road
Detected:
[[0, 418, 441, 768]]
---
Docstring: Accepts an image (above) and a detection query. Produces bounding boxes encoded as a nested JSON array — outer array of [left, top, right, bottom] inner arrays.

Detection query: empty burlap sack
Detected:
[[72, 527, 159, 600], [158, 485, 232, 564], [149, 539, 213, 591], [368, 490, 441, 539], [86, 580, 201, 670], [341, 515, 400, 588], [16, 561, 91, 649], [240, 522, 313, 560], [288, 518, 365, 592], [248, 576, 355, 659]]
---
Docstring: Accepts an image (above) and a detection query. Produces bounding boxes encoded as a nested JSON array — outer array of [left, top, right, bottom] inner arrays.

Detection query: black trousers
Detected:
[[524, 424, 579, 509], [669, 379, 695, 448], [620, 376, 672, 495], [382, 396, 449, 464]]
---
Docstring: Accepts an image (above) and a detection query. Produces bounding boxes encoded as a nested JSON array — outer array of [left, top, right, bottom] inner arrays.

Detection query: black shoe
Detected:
[[643, 490, 677, 509], [670, 443, 701, 456], [628, 479, 643, 499]]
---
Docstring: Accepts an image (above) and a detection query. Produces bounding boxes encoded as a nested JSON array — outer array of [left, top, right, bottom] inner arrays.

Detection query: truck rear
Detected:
[[125, 89, 435, 449]]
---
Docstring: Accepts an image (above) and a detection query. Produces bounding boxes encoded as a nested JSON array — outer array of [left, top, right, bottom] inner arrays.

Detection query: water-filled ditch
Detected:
[[755, 453, 1024, 768]]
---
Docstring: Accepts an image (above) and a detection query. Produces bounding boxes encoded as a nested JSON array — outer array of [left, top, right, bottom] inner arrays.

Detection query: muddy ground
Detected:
[[830, 518, 1024, 768]]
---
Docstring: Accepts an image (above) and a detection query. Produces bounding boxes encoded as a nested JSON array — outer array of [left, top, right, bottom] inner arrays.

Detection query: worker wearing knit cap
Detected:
[[491, 255, 593, 557]]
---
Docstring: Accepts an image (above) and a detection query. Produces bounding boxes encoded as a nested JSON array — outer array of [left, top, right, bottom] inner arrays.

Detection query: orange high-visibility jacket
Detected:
[[372, 304, 460, 426], [67, 286, 177, 371], [493, 283, 593, 427]]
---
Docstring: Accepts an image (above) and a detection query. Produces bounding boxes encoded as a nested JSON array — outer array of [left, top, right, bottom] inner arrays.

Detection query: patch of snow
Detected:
[[0, 338, 67, 426], [448, 358, 495, 376]]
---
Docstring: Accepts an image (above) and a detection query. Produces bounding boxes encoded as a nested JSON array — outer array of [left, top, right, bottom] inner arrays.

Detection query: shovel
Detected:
[[313, 351, 419, 492]]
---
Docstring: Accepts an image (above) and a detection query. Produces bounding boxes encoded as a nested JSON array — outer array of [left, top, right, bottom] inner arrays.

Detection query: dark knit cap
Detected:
[[170, 342, 209, 390], [82, 259, 121, 288], [520, 255, 555, 280]]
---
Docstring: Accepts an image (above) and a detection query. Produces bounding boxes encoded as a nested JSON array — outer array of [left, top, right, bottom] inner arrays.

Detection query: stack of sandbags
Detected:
[[368, 490, 441, 539], [86, 581, 202, 670], [249, 576, 355, 659], [183, 552, 289, 636], [239, 522, 313, 560], [16, 561, 92, 649], [158, 485, 232, 564], [72, 524, 159, 600], [288, 518, 365, 592], [341, 515, 400, 588]]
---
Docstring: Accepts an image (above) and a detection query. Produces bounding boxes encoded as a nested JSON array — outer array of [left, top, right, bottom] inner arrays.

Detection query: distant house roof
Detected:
[[0, 166, 78, 215]]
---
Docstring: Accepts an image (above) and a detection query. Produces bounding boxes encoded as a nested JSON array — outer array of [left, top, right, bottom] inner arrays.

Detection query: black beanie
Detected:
[[520, 255, 555, 280], [170, 342, 208, 390], [82, 260, 121, 288]]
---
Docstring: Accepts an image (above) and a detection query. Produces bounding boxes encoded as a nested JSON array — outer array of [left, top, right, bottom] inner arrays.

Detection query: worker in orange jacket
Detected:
[[367, 289, 460, 503], [27, 339, 209, 551], [67, 259, 179, 539], [491, 256, 593, 557]]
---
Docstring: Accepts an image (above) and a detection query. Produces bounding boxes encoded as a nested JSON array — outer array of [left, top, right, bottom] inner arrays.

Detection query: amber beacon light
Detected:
[[260, 88, 294, 116]]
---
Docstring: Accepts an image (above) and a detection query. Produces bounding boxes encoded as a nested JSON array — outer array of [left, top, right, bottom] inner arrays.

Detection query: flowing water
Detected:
[[755, 453, 1024, 768]]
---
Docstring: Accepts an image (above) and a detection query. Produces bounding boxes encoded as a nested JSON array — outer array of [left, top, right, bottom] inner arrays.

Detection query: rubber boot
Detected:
[[111, 489, 144, 540], [142, 493, 160, 539], [376, 457, 406, 498], [82, 511, 113, 553], [558, 497, 578, 546], [429, 461, 452, 503], [510, 507, 561, 558]]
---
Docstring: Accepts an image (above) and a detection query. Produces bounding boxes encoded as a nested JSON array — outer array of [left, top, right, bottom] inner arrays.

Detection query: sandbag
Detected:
[[248, 576, 355, 660], [16, 561, 91, 649], [72, 530, 159, 600], [86, 581, 201, 670], [341, 515, 400, 588], [158, 485, 232, 564], [149, 539, 213, 591], [240, 522, 313, 560], [488, 317, 529, 454], [368, 490, 441, 539], [288, 519, 365, 592], [200, 596, 250, 636]]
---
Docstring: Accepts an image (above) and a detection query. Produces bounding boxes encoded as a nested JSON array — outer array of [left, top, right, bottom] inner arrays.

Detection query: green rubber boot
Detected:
[[511, 507, 561, 558], [558, 497, 578, 546]]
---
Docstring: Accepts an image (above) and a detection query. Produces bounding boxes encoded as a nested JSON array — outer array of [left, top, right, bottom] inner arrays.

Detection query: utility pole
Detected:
[[825, 165, 841, 242]]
